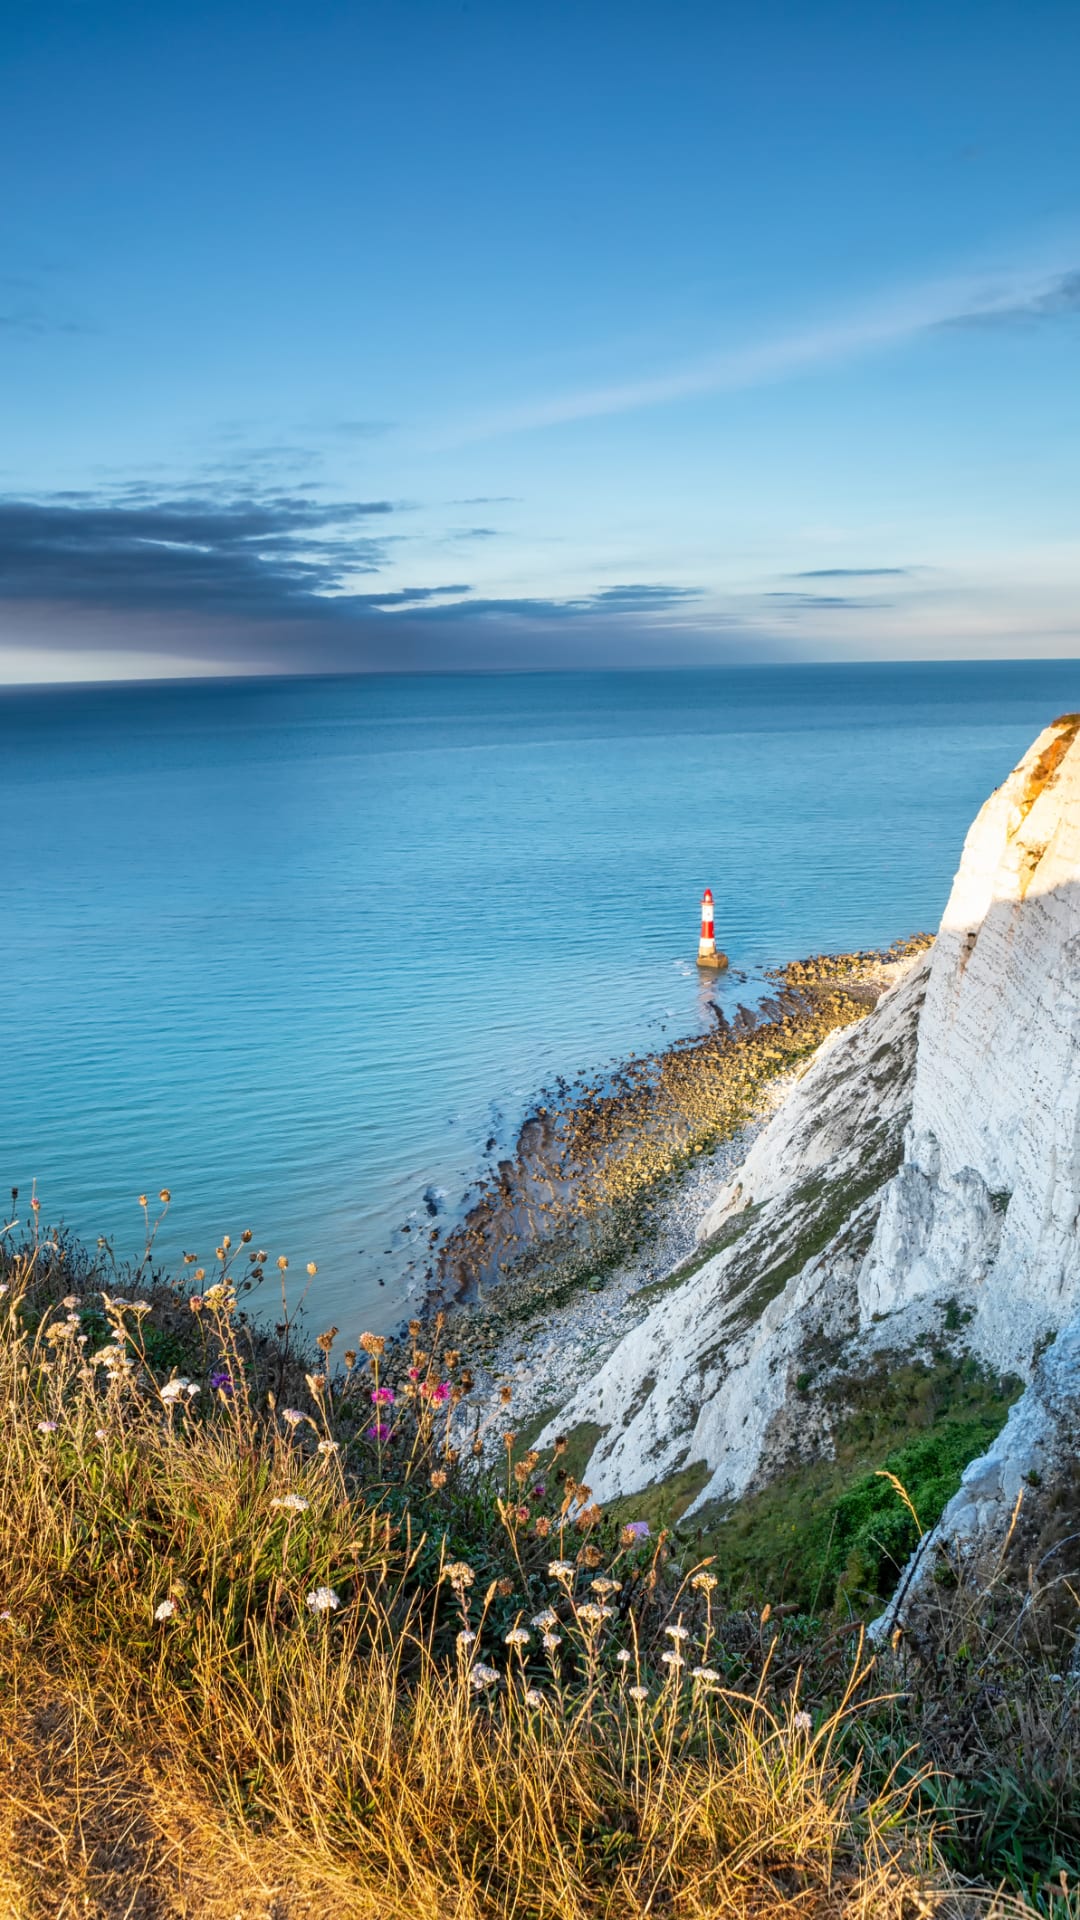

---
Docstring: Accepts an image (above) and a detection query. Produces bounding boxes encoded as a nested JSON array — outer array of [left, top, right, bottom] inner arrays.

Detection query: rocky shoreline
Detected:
[[438, 936, 932, 1447]]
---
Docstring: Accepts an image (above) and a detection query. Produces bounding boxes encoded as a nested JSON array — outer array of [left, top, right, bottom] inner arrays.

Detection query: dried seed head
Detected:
[[430, 1469, 448, 1490], [241, 1229, 253, 1243], [359, 1332, 386, 1356], [159, 1189, 171, 1204], [499, 1385, 512, 1405]]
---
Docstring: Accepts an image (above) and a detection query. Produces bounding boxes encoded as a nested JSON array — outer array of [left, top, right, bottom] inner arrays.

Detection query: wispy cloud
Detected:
[[764, 591, 894, 611], [449, 259, 1080, 441], [785, 566, 915, 579]]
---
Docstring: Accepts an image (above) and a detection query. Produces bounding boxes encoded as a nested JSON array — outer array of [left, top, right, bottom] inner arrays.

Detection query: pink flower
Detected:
[[371, 1386, 395, 1405], [432, 1382, 451, 1404], [366, 1421, 391, 1442], [408, 1366, 421, 1382]]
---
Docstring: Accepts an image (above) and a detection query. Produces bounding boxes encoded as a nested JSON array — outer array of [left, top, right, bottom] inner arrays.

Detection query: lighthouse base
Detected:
[[697, 950, 729, 970]]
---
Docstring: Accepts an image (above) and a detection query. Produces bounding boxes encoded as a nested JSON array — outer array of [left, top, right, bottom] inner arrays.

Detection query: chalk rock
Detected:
[[860, 713, 1080, 1367], [546, 715, 1080, 1566]]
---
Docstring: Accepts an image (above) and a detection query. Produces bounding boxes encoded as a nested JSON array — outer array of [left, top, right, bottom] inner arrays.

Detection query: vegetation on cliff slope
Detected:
[[0, 1201, 1077, 1918]]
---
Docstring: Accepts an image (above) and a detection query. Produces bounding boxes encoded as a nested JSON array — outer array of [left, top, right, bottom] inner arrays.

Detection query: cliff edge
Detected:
[[541, 716, 1080, 1597]]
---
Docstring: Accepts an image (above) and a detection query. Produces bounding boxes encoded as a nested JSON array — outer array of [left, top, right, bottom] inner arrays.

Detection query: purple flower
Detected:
[[370, 1386, 395, 1405], [532, 1484, 546, 1500], [624, 1521, 650, 1541], [210, 1368, 233, 1395], [366, 1421, 391, 1442]]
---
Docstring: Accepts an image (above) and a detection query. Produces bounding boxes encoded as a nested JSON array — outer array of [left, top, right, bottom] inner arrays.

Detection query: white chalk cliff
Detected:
[[543, 715, 1080, 1570]]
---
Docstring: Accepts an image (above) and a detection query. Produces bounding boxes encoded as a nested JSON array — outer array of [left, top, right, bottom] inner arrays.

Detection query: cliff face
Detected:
[[861, 713, 1080, 1370], [543, 717, 1080, 1567]]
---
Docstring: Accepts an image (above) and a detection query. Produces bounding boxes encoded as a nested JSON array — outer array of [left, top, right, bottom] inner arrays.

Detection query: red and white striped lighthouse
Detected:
[[696, 887, 728, 970], [698, 888, 715, 962]]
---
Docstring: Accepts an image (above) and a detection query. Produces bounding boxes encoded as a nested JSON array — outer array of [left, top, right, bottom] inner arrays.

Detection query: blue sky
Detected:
[[2, 0, 1079, 679]]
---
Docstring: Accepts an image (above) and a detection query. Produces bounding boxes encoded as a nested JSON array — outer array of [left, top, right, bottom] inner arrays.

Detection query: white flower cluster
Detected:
[[160, 1377, 200, 1404]]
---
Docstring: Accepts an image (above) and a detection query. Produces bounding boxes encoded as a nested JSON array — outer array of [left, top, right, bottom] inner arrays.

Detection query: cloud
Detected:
[[394, 581, 703, 623], [0, 490, 744, 678], [447, 259, 1080, 441], [785, 567, 914, 579], [0, 492, 396, 617], [450, 495, 521, 505], [942, 267, 1080, 327], [764, 591, 893, 610]]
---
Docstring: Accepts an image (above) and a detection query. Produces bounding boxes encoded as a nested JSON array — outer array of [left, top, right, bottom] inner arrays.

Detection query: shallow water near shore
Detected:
[[3, 658, 1077, 1333]]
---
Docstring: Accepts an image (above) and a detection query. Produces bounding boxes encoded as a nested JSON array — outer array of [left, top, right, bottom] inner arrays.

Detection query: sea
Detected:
[[3, 660, 1076, 1336]]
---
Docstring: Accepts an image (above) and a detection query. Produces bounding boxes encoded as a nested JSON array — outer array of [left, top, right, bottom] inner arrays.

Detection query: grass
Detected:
[[0, 1201, 1076, 1917], [676, 1354, 1023, 1615]]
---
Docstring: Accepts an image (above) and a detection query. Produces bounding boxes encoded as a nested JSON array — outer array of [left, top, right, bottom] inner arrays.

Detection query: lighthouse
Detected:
[[696, 887, 728, 970]]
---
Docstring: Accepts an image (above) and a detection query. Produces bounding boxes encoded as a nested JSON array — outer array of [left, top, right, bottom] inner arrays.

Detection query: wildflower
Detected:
[[616, 1649, 632, 1664], [317, 1439, 340, 1455], [691, 1667, 720, 1683], [442, 1561, 475, 1589], [160, 1378, 193, 1404], [94, 1428, 107, 1441], [531, 1608, 558, 1630], [469, 1663, 499, 1692], [365, 1422, 391, 1442], [621, 1521, 650, 1544], [578, 1602, 614, 1625], [664, 1624, 690, 1641], [524, 1688, 544, 1707], [793, 1710, 813, 1734], [154, 1599, 177, 1621], [456, 1628, 477, 1647], [210, 1368, 233, 1395], [62, 1295, 80, 1310], [691, 1572, 718, 1593], [542, 1632, 562, 1652], [532, 1483, 546, 1499], [590, 1578, 621, 1596], [548, 1560, 576, 1582], [432, 1381, 451, 1404], [661, 1651, 685, 1669], [306, 1587, 341, 1613], [504, 1627, 530, 1647], [370, 1386, 395, 1405], [281, 1409, 305, 1427], [36, 1420, 58, 1433], [628, 1686, 649, 1702], [271, 1494, 309, 1513]]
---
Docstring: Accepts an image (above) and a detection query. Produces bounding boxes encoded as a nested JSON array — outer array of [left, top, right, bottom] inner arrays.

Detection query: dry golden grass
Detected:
[[0, 1216, 1065, 1919]]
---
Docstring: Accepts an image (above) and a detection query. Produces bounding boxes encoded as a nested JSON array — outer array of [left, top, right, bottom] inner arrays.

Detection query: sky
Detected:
[[2, 0, 1079, 681]]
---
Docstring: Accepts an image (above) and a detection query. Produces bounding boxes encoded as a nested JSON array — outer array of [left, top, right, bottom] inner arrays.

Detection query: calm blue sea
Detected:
[[2, 661, 1075, 1333]]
